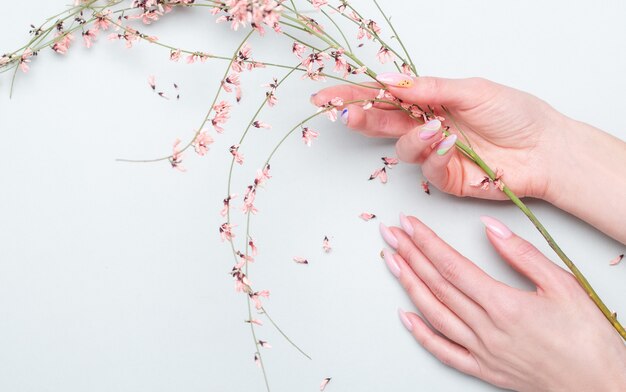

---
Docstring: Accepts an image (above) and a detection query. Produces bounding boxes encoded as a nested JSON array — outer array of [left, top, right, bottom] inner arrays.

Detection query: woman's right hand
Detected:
[[311, 75, 567, 201]]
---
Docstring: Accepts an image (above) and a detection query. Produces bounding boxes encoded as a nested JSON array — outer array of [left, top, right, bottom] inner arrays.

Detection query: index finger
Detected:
[[311, 83, 398, 110]]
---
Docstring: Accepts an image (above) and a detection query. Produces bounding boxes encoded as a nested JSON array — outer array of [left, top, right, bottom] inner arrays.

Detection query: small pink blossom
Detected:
[[94, 11, 112, 30], [376, 46, 395, 64], [253, 120, 271, 129], [293, 257, 309, 265], [82, 28, 98, 48], [169, 138, 186, 172], [254, 354, 261, 367], [302, 127, 319, 146], [255, 164, 271, 187], [245, 318, 263, 326], [249, 237, 258, 256], [242, 185, 258, 214], [147, 75, 156, 91], [170, 49, 181, 62], [212, 101, 232, 133], [322, 236, 332, 253], [230, 144, 245, 165], [220, 222, 236, 242], [421, 180, 431, 195], [360, 212, 376, 221], [292, 42, 306, 59], [19, 48, 33, 73], [317, 97, 343, 121], [382, 157, 399, 167], [311, 0, 328, 9], [193, 131, 214, 156], [221, 194, 236, 217], [250, 290, 270, 309]]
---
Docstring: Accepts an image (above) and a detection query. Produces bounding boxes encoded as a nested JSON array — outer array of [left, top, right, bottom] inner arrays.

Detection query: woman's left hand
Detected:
[[380, 215, 626, 391]]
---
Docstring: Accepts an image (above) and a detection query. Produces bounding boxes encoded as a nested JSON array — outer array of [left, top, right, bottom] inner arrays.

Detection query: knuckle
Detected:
[[438, 255, 461, 283], [430, 279, 452, 304], [427, 312, 447, 333], [513, 240, 541, 262]]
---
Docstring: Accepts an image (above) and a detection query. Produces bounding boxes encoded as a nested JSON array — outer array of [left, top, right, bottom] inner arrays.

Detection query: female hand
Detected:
[[379, 215, 626, 391], [311, 75, 566, 200]]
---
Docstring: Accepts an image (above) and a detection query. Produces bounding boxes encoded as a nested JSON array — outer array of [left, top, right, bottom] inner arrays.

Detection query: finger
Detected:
[[383, 249, 481, 350], [341, 104, 418, 137], [396, 215, 511, 307], [375, 74, 498, 110], [384, 225, 491, 330], [479, 216, 569, 294], [399, 309, 482, 378], [419, 133, 458, 188], [311, 83, 396, 110], [395, 119, 445, 164]]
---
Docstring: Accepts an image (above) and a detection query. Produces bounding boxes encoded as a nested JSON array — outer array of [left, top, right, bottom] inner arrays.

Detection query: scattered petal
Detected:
[[320, 377, 332, 391], [610, 254, 624, 266], [293, 257, 309, 265], [421, 180, 431, 195], [360, 213, 376, 221], [322, 236, 332, 253], [258, 340, 272, 348]]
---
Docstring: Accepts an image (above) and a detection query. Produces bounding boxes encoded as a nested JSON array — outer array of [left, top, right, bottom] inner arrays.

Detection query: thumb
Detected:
[[375, 74, 495, 110], [479, 215, 567, 292]]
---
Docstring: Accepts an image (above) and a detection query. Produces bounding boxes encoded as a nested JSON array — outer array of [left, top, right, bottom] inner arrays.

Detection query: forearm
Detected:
[[545, 117, 626, 244]]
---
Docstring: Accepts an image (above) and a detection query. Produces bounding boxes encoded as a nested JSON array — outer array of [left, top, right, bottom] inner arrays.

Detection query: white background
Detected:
[[1, 1, 625, 391]]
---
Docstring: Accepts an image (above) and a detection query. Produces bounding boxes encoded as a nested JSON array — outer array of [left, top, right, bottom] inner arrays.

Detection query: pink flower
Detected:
[[609, 254, 623, 266], [169, 138, 186, 172], [230, 144, 245, 165], [254, 354, 261, 367], [249, 237, 258, 256], [211, 101, 231, 133], [82, 28, 98, 48], [359, 212, 376, 221], [221, 194, 236, 217], [317, 97, 343, 121], [193, 131, 214, 156], [94, 11, 112, 30], [253, 120, 271, 129], [302, 51, 330, 71], [376, 46, 395, 64], [322, 236, 331, 253], [421, 180, 431, 195], [19, 48, 33, 73], [311, 0, 328, 9], [293, 257, 309, 265], [255, 164, 271, 187], [302, 127, 319, 146], [170, 49, 181, 62], [52, 33, 74, 55], [250, 290, 270, 309], [292, 42, 306, 59], [242, 185, 258, 214], [220, 222, 236, 242]]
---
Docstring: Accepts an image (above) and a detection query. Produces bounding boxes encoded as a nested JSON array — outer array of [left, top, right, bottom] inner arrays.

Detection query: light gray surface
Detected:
[[0, 1, 625, 391]]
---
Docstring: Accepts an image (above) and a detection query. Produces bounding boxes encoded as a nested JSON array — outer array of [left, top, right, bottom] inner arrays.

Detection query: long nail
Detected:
[[480, 215, 513, 239], [398, 308, 413, 331], [379, 223, 398, 249], [340, 108, 349, 125], [376, 72, 414, 88], [436, 134, 457, 155], [419, 119, 441, 140], [399, 213, 414, 237], [382, 248, 401, 278]]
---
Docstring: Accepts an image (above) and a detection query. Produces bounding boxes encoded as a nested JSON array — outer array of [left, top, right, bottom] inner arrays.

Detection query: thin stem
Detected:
[[372, 0, 417, 75]]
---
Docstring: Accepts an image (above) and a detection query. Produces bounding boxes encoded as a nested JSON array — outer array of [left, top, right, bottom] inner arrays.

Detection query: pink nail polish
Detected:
[[376, 72, 414, 88], [382, 248, 401, 278], [379, 223, 398, 249], [436, 134, 457, 155], [419, 119, 441, 140], [398, 308, 413, 331], [480, 215, 513, 239], [399, 213, 414, 237]]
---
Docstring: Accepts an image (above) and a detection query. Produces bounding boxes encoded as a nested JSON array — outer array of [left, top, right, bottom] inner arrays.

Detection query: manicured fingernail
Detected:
[[379, 223, 398, 249], [382, 248, 401, 278], [436, 134, 457, 155], [399, 213, 414, 237], [419, 119, 441, 140], [480, 215, 513, 239], [398, 308, 413, 331], [376, 72, 414, 88], [340, 108, 349, 125]]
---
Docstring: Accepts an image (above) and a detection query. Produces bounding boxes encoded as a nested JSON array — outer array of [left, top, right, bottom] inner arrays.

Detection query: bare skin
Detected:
[[312, 76, 626, 391]]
